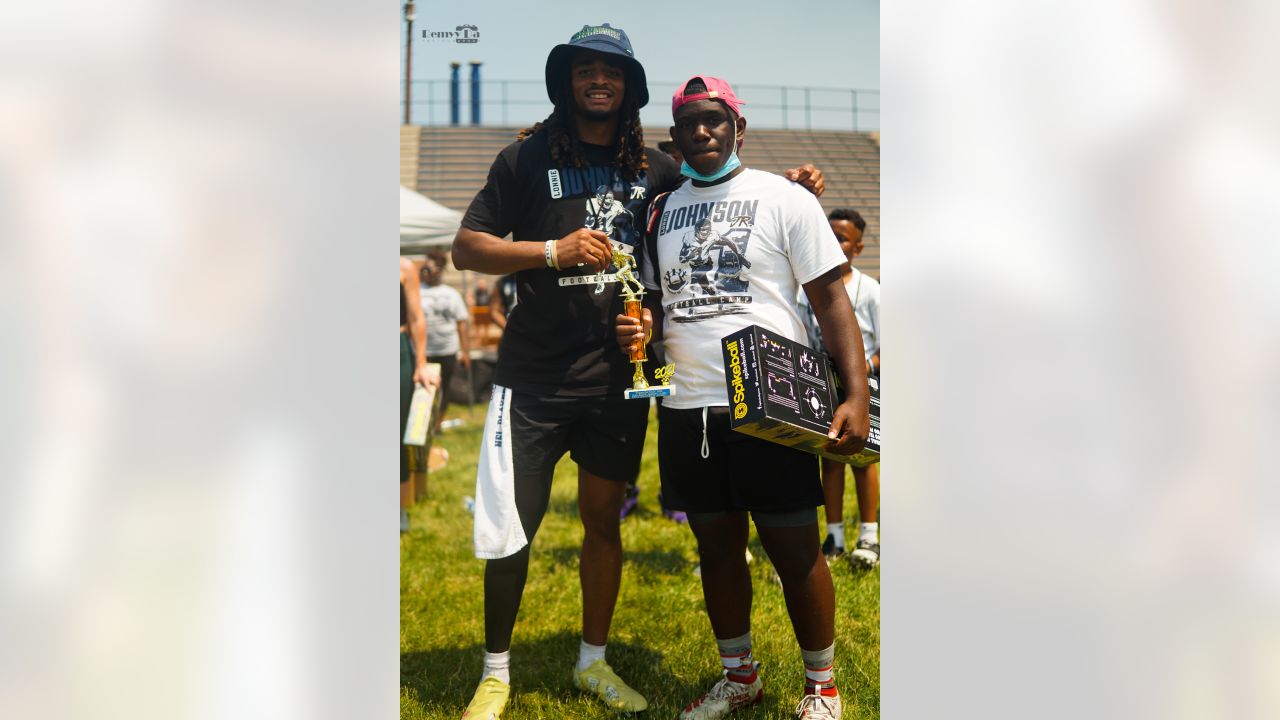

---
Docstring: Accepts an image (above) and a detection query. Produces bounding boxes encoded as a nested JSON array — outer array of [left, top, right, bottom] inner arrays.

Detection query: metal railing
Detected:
[[403, 79, 878, 132]]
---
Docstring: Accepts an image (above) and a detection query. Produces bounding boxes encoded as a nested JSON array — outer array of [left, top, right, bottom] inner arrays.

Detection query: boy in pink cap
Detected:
[[616, 76, 870, 720]]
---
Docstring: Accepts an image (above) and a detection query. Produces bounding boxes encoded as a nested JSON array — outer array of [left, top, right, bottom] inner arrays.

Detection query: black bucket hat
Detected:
[[544, 23, 649, 108]]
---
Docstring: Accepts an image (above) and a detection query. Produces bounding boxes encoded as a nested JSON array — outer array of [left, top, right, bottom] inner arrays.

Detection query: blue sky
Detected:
[[401, 0, 879, 129]]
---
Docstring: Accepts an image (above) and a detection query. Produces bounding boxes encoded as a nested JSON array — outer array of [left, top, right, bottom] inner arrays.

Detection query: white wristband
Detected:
[[544, 240, 555, 268]]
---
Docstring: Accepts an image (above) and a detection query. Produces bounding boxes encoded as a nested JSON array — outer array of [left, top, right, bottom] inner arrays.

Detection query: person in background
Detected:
[[799, 209, 881, 569], [420, 251, 472, 433], [489, 273, 519, 330], [471, 278, 492, 308], [401, 256, 439, 534], [657, 139, 683, 164]]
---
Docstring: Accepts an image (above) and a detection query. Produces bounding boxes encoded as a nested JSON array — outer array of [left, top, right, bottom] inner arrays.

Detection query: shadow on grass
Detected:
[[537, 544, 693, 575], [545, 494, 581, 519], [544, 495, 681, 524], [401, 632, 699, 712]]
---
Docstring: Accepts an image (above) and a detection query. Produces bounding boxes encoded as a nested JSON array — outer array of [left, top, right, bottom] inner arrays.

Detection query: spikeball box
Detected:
[[721, 325, 880, 467]]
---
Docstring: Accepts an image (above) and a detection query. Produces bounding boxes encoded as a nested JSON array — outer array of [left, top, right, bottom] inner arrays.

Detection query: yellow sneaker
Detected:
[[461, 676, 510, 720], [574, 659, 648, 712]]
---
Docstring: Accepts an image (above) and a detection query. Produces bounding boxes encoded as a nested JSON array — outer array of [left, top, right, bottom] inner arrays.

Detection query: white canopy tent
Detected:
[[400, 186, 463, 254]]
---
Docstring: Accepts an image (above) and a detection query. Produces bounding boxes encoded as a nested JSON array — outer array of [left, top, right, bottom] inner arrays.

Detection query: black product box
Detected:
[[721, 325, 880, 467]]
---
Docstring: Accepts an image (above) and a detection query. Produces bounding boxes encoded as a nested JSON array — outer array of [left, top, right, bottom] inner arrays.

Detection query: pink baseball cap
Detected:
[[671, 75, 745, 118]]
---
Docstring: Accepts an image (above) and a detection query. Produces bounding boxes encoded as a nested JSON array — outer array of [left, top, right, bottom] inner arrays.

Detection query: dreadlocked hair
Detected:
[[612, 93, 648, 182], [516, 82, 649, 181]]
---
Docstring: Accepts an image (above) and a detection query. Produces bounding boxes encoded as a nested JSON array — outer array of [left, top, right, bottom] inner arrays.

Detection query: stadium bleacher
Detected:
[[404, 126, 880, 279]]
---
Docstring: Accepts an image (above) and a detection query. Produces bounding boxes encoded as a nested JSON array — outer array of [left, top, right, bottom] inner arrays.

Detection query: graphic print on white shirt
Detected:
[[639, 169, 845, 410], [655, 197, 761, 322], [665, 215, 752, 311]]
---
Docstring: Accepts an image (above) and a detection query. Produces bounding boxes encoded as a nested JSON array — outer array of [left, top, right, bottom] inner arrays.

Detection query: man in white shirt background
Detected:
[[419, 251, 471, 434]]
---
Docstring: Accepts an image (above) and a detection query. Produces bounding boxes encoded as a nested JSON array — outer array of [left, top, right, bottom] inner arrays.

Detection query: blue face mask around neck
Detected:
[[680, 147, 741, 182]]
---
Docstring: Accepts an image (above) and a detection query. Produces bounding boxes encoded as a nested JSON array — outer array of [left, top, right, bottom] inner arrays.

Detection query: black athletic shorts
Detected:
[[475, 387, 649, 550], [501, 388, 649, 485], [658, 405, 822, 514]]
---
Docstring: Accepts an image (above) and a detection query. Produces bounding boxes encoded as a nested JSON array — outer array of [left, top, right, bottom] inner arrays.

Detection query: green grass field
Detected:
[[401, 403, 879, 719]]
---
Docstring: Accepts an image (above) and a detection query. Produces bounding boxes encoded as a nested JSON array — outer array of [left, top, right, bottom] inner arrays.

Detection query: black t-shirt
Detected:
[[462, 131, 681, 396]]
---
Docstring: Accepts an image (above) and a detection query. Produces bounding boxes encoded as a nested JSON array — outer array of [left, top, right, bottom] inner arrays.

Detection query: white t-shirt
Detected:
[[419, 284, 469, 357], [799, 267, 880, 362], [639, 168, 845, 410]]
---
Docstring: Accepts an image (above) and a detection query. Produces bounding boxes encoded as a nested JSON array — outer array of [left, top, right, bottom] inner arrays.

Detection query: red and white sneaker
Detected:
[[678, 665, 763, 720], [794, 690, 843, 719]]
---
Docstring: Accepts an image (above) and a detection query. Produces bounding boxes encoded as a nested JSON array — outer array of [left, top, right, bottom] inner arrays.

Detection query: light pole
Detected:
[[403, 1, 416, 125]]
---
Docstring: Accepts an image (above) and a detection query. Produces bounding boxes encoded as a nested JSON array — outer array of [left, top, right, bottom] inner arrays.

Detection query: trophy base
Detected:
[[624, 385, 675, 400]]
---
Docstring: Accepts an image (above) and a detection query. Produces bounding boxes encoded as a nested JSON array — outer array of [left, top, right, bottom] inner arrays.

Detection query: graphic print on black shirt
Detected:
[[461, 131, 680, 396], [569, 179, 640, 295], [657, 198, 759, 323], [586, 184, 634, 238]]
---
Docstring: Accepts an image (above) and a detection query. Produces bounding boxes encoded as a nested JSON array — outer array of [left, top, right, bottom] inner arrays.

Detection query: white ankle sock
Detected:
[[827, 523, 845, 547], [577, 640, 607, 672], [482, 650, 510, 685], [859, 522, 878, 543]]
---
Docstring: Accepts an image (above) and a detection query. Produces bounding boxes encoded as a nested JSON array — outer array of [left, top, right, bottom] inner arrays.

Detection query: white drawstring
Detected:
[[700, 407, 710, 459]]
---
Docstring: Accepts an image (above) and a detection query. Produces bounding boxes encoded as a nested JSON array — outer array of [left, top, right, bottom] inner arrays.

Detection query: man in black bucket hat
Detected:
[[452, 23, 826, 719], [545, 23, 650, 108]]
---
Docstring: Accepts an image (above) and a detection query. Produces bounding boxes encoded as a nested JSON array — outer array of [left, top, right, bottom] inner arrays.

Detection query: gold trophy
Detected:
[[610, 244, 675, 400]]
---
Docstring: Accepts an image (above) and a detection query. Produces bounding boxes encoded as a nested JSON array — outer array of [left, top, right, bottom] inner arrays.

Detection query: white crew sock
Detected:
[[482, 650, 511, 685], [827, 523, 846, 548], [801, 642, 837, 692], [577, 640, 607, 672], [717, 632, 757, 683], [859, 522, 879, 543]]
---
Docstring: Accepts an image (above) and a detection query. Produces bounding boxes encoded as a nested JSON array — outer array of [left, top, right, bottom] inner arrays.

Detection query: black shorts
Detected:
[[658, 405, 822, 514], [475, 387, 650, 552], [507, 390, 649, 484]]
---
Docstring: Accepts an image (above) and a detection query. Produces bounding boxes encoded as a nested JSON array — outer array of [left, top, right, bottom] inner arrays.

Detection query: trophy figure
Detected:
[[610, 244, 675, 400]]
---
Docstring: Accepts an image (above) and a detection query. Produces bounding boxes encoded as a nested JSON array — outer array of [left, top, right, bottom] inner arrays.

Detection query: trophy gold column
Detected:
[[610, 245, 675, 400]]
